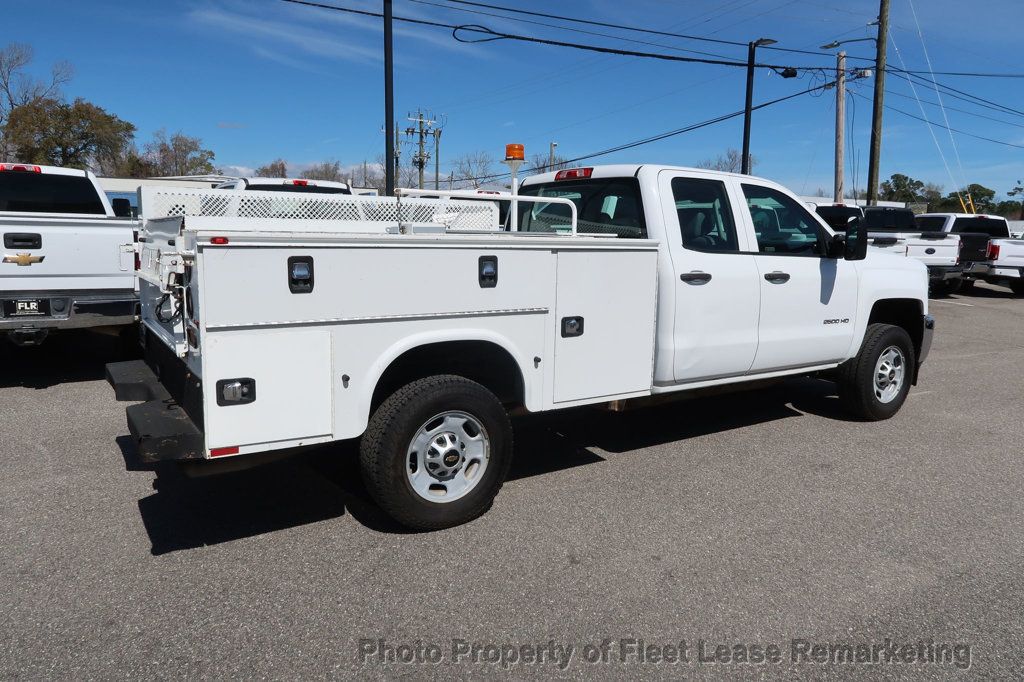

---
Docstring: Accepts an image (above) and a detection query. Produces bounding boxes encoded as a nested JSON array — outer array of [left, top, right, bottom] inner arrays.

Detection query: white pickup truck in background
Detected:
[[915, 213, 1024, 295], [860, 206, 968, 295], [0, 163, 138, 346], [107, 165, 933, 530]]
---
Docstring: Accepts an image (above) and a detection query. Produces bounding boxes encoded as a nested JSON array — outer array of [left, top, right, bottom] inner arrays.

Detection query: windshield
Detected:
[[815, 205, 862, 230], [951, 217, 1009, 238], [0, 172, 105, 214], [863, 208, 916, 231], [915, 216, 947, 232], [517, 178, 646, 238]]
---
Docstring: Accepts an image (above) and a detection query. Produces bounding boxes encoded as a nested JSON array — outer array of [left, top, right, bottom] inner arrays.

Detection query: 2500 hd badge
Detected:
[[823, 318, 851, 325]]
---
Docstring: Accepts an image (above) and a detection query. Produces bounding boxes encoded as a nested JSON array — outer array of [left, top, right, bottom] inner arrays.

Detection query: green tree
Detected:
[[879, 174, 925, 202], [1007, 180, 1024, 219], [256, 158, 287, 177], [143, 129, 216, 176], [5, 97, 134, 169]]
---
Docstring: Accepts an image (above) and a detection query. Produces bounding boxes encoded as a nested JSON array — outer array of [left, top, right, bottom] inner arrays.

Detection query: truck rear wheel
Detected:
[[360, 375, 513, 530], [1009, 280, 1024, 296], [836, 323, 915, 421]]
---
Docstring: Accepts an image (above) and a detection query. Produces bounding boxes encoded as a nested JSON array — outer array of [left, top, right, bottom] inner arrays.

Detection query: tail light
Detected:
[[210, 236, 229, 245], [133, 230, 140, 271], [0, 163, 41, 173], [987, 243, 1000, 260], [554, 168, 593, 181]]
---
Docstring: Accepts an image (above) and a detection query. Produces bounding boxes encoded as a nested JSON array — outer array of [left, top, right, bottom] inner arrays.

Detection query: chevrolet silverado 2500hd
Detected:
[[107, 166, 933, 529], [0, 163, 137, 345], [915, 213, 1024, 295]]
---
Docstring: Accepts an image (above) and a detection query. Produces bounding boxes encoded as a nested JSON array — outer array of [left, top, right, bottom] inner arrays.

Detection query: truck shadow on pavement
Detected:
[[131, 378, 846, 551], [0, 329, 139, 389]]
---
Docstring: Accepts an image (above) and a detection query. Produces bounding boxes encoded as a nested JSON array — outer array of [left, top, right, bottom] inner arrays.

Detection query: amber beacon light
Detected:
[[505, 143, 525, 161]]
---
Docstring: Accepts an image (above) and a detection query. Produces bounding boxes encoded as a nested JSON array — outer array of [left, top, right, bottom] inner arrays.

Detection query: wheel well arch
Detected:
[[371, 340, 526, 412], [868, 297, 924, 360]]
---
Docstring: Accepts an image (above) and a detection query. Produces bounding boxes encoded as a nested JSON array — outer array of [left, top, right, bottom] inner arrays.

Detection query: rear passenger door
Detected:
[[738, 182, 858, 372], [658, 170, 760, 382]]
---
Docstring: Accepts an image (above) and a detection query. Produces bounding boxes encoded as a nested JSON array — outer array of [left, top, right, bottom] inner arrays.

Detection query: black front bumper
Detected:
[[107, 339, 205, 463]]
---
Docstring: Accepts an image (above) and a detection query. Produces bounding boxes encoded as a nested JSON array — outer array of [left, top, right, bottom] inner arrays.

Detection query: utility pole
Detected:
[[741, 37, 776, 175], [404, 110, 441, 190], [433, 128, 442, 190], [834, 51, 846, 204], [384, 0, 395, 195], [549, 141, 558, 169], [866, 0, 889, 205]]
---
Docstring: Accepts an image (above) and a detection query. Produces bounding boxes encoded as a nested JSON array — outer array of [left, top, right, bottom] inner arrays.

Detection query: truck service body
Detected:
[[0, 163, 138, 345], [108, 165, 933, 529]]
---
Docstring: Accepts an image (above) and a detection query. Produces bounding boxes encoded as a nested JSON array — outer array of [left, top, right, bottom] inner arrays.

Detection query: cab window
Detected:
[[671, 177, 738, 252], [741, 184, 825, 256], [518, 178, 646, 238]]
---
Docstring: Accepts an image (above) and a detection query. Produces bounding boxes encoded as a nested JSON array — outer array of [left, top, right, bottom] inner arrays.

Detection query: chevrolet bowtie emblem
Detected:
[[2, 253, 45, 266]]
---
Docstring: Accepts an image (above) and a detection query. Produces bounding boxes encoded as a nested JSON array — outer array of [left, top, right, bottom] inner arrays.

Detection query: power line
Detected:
[[849, 90, 1024, 150], [883, 89, 1024, 129], [438, 0, 877, 61], [887, 69, 1024, 118], [452, 80, 838, 184], [280, 0, 828, 73]]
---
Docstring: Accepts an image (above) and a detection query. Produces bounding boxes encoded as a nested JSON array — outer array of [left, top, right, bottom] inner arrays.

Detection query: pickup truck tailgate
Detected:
[[1, 215, 136, 291]]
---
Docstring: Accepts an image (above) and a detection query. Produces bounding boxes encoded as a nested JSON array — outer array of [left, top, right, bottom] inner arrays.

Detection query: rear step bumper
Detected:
[[106, 359, 205, 463]]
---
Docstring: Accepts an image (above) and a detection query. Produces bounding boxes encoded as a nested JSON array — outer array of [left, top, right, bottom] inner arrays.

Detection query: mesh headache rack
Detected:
[[136, 186, 578, 235]]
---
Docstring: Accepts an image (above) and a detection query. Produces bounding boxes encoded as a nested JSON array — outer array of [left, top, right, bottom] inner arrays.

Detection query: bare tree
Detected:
[[451, 151, 494, 189], [696, 148, 752, 174], [143, 129, 216, 176], [528, 152, 569, 173], [0, 43, 73, 158], [256, 159, 287, 177], [304, 160, 343, 182]]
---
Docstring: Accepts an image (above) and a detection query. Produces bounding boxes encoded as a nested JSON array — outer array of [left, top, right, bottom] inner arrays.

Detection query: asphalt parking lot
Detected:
[[1, 282, 1022, 678]]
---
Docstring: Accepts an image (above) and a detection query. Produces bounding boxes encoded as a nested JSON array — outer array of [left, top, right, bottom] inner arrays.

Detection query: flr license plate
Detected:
[[2, 299, 50, 317]]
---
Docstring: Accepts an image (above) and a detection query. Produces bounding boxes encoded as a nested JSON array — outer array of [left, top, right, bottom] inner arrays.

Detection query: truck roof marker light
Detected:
[[505, 143, 525, 161], [210, 236, 229, 245], [290, 179, 309, 186], [0, 163, 41, 173], [555, 168, 593, 181], [210, 446, 239, 457]]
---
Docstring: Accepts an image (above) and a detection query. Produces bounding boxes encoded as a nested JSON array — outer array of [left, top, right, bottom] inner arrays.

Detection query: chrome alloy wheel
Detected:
[[873, 345, 906, 404], [407, 411, 490, 503]]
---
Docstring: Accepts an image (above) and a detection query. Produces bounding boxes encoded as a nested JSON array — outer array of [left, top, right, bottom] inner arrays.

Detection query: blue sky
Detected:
[[6, 0, 1023, 197]]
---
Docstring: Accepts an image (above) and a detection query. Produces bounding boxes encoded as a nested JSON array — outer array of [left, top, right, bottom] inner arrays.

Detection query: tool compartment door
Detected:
[[203, 329, 333, 450], [552, 249, 657, 403]]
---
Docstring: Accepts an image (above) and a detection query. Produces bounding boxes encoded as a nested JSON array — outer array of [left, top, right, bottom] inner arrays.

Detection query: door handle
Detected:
[[679, 271, 712, 285], [764, 271, 791, 283]]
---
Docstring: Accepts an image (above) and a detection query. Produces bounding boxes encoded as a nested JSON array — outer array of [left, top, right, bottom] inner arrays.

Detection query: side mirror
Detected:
[[111, 198, 133, 218], [843, 216, 868, 261]]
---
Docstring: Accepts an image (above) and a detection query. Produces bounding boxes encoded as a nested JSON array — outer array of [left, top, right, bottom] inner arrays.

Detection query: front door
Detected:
[[659, 171, 760, 383], [737, 181, 858, 372]]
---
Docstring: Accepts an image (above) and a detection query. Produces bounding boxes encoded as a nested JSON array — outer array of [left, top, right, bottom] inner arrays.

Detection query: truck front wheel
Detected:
[[836, 323, 915, 421], [360, 375, 513, 530]]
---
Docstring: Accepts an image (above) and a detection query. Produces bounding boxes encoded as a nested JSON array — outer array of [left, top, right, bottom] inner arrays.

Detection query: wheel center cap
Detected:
[[443, 452, 460, 467]]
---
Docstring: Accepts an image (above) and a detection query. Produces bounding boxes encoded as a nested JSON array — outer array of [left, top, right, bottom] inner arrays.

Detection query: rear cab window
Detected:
[[815, 205, 862, 231], [0, 171, 105, 214], [671, 177, 738, 252], [951, 217, 1009, 238], [863, 207, 916, 232], [915, 216, 948, 232], [244, 184, 352, 195], [517, 177, 646, 238]]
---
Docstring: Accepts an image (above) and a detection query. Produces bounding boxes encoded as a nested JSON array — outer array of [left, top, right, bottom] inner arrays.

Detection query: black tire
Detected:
[[960, 279, 976, 293], [1010, 279, 1024, 296], [360, 375, 513, 530], [836, 323, 915, 421]]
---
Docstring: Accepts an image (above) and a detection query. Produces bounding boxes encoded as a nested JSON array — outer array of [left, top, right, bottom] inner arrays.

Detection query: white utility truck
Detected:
[[107, 165, 933, 529], [0, 163, 137, 346], [915, 213, 1024, 295]]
